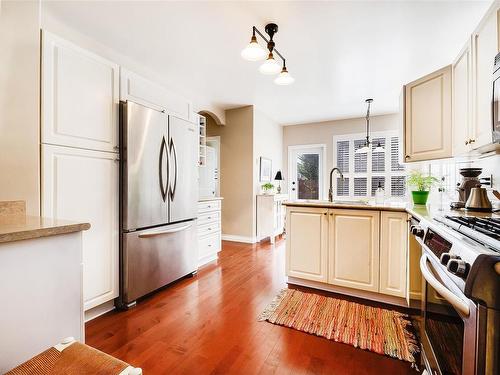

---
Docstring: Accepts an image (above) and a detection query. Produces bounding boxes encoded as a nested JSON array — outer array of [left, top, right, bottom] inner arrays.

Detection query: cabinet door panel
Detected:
[[42, 31, 119, 152], [379, 212, 408, 298], [328, 210, 380, 292], [286, 207, 328, 282], [472, 10, 498, 149], [42, 144, 119, 310], [453, 41, 473, 156], [404, 65, 452, 162]]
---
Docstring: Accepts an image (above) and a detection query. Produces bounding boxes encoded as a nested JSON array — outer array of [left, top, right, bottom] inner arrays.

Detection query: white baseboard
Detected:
[[287, 277, 410, 308], [84, 300, 115, 322], [221, 234, 257, 243]]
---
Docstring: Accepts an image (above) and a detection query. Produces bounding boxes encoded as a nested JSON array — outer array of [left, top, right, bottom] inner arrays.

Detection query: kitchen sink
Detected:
[[331, 200, 369, 205]]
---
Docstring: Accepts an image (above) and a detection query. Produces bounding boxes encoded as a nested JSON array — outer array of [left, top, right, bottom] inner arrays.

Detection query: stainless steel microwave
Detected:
[[492, 52, 500, 143]]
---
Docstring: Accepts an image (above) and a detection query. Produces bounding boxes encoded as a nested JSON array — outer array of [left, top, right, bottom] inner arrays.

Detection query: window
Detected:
[[333, 131, 406, 199]]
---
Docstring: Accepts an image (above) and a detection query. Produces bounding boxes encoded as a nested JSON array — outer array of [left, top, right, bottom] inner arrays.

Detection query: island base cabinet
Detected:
[[286, 207, 328, 283], [379, 211, 408, 298], [285, 206, 411, 304], [328, 210, 380, 293]]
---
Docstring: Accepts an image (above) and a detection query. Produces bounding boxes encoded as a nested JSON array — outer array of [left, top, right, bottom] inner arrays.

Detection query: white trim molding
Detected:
[[221, 234, 257, 243]]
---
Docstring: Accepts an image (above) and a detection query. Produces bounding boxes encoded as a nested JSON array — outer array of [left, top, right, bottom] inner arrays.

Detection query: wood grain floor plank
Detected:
[[86, 239, 418, 374]]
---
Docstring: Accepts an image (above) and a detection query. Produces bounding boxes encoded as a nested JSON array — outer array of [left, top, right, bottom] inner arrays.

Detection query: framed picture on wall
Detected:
[[259, 157, 272, 182]]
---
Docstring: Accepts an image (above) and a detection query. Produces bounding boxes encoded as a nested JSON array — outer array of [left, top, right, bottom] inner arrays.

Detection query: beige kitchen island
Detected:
[[283, 200, 422, 307]]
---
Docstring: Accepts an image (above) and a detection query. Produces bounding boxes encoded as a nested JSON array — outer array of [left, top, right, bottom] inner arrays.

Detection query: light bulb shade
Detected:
[[274, 67, 295, 85], [241, 36, 267, 61], [373, 145, 386, 153], [355, 145, 370, 154], [259, 53, 282, 75]]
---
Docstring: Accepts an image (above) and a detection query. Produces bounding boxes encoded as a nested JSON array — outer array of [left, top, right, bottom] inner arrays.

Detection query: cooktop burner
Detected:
[[444, 216, 500, 241]]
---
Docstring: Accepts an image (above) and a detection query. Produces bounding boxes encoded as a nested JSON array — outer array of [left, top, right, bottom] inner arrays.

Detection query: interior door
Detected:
[[289, 146, 324, 200], [169, 116, 199, 223], [122, 101, 168, 231]]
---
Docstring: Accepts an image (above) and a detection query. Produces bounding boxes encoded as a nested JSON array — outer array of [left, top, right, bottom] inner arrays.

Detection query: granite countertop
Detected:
[[283, 199, 499, 221], [283, 200, 407, 212], [199, 196, 224, 202], [0, 201, 90, 244]]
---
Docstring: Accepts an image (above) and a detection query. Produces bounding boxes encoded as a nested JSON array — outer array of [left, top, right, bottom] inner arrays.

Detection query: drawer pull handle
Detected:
[[208, 217, 211, 219], [208, 244, 212, 247]]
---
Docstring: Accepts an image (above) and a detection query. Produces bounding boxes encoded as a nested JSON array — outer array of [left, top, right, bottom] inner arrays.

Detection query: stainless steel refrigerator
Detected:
[[119, 101, 198, 308]]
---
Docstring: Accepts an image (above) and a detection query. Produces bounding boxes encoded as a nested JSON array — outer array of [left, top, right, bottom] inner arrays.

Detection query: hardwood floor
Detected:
[[86, 238, 418, 374]]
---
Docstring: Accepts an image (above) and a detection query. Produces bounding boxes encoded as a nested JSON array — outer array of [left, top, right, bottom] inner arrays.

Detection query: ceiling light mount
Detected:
[[241, 23, 294, 85]]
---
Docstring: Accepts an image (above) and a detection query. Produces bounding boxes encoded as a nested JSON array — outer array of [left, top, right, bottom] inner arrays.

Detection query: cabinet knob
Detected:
[[323, 212, 327, 216], [405, 155, 410, 159], [465, 140, 469, 145], [470, 139, 476, 144]]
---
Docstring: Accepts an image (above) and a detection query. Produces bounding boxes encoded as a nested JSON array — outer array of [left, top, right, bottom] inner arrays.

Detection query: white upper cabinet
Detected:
[[328, 209, 380, 292], [120, 68, 193, 122], [453, 41, 473, 156], [404, 65, 452, 162], [379, 211, 408, 298], [41, 31, 119, 152], [41, 144, 119, 311], [471, 8, 499, 149], [286, 206, 329, 283]]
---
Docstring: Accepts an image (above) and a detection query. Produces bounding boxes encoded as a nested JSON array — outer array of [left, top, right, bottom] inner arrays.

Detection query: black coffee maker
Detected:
[[450, 168, 482, 209]]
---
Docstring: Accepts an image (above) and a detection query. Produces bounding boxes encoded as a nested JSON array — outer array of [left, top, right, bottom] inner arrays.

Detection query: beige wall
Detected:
[[282, 114, 400, 196], [253, 108, 282, 192], [0, 1, 41, 215], [207, 106, 282, 240], [207, 106, 255, 239]]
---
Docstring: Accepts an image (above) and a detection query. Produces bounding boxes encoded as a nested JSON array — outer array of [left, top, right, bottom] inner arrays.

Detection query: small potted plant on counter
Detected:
[[261, 182, 274, 195], [407, 170, 438, 205]]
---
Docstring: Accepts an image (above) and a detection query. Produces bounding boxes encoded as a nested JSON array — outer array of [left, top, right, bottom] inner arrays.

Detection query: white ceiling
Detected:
[[42, 1, 491, 125]]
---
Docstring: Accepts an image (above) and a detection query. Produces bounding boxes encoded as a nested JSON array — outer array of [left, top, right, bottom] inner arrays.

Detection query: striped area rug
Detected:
[[259, 289, 419, 364]]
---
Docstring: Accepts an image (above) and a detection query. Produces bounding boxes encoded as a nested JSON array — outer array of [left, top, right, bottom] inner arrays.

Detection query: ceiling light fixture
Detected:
[[355, 99, 385, 154], [241, 31, 267, 61], [275, 63, 295, 85], [242, 23, 294, 85]]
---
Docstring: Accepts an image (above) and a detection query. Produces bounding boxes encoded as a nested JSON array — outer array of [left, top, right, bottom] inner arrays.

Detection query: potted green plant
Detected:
[[407, 170, 438, 205], [261, 182, 274, 195]]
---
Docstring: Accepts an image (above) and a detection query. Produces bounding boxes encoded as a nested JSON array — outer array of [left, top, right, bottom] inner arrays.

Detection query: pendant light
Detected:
[[259, 52, 282, 75], [242, 24, 294, 84], [241, 31, 267, 61], [274, 62, 295, 85], [355, 99, 385, 154]]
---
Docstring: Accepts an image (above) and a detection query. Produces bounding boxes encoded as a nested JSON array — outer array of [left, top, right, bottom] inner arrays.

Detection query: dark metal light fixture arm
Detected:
[[252, 26, 286, 65]]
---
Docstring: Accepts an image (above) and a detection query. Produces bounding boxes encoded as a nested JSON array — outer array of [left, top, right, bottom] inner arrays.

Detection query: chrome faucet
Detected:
[[329, 167, 344, 202]]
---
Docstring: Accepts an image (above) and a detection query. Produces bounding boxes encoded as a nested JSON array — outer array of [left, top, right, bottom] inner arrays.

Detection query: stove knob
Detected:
[[440, 253, 460, 266], [410, 225, 425, 238], [447, 259, 470, 278]]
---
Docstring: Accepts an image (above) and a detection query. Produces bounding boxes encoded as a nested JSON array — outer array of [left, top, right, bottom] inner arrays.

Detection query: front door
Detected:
[[289, 146, 324, 200]]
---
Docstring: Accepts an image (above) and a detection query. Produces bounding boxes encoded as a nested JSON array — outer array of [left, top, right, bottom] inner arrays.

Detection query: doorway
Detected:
[[288, 145, 326, 200]]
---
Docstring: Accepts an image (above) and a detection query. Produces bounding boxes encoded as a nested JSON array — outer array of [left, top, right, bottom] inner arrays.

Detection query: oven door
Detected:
[[419, 253, 478, 375]]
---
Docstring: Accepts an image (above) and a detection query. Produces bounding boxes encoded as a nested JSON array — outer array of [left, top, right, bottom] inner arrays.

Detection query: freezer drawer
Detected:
[[121, 220, 197, 305]]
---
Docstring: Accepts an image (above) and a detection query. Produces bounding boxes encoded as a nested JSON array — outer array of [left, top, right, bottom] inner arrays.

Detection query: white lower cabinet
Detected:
[[379, 211, 408, 298], [286, 206, 328, 283], [328, 209, 380, 292], [286, 206, 409, 301], [197, 199, 222, 266], [41, 144, 119, 311]]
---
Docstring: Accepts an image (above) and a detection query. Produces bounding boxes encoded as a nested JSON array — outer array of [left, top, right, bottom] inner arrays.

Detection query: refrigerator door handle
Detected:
[[168, 138, 178, 201], [159, 136, 168, 202], [138, 223, 193, 238]]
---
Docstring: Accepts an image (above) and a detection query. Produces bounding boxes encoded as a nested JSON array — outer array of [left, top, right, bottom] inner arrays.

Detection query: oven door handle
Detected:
[[419, 253, 470, 317]]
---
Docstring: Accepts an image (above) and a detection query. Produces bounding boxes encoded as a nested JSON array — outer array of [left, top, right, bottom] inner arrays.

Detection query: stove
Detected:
[[410, 214, 500, 375], [435, 215, 500, 252]]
